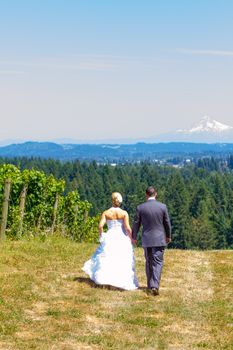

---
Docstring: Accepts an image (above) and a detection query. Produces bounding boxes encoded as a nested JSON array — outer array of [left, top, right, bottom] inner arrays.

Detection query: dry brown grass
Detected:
[[0, 236, 232, 349]]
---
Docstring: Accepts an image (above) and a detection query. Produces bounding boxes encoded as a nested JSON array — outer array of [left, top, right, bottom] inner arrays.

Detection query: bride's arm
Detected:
[[123, 212, 132, 239], [98, 212, 106, 236]]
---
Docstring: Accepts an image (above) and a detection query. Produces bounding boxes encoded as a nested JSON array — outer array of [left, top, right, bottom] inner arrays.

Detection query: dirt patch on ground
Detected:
[[50, 341, 97, 350], [24, 301, 48, 321]]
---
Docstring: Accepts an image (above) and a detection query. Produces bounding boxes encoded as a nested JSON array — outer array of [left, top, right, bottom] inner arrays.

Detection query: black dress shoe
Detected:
[[151, 288, 159, 296]]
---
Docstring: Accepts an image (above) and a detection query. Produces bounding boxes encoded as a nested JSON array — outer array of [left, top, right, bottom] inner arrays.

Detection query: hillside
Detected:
[[0, 236, 232, 349], [1, 141, 233, 161]]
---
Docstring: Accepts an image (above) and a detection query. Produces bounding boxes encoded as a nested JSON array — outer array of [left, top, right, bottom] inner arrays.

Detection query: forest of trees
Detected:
[[0, 156, 233, 250]]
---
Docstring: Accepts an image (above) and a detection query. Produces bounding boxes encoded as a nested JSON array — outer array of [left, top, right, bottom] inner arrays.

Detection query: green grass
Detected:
[[0, 236, 232, 349]]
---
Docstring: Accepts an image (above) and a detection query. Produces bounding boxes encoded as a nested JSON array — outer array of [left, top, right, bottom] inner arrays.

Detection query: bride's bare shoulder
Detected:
[[121, 209, 128, 217], [103, 208, 114, 219], [104, 208, 113, 215], [117, 208, 128, 219], [104, 207, 126, 220]]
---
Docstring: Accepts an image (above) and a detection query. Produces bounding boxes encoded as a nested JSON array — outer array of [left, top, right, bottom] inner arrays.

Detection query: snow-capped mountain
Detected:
[[177, 116, 233, 134], [152, 116, 233, 143]]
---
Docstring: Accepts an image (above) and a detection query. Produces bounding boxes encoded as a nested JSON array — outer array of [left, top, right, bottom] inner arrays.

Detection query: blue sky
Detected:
[[0, 0, 233, 142]]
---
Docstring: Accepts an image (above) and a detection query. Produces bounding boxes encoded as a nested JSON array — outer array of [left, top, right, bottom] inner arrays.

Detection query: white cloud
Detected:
[[0, 56, 122, 72], [0, 54, 161, 73], [176, 49, 233, 57]]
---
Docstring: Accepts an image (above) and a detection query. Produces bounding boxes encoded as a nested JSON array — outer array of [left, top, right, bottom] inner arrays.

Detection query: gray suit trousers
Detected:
[[144, 247, 165, 289]]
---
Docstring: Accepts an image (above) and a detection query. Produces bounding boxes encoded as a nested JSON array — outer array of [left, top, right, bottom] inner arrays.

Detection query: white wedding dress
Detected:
[[82, 218, 138, 290]]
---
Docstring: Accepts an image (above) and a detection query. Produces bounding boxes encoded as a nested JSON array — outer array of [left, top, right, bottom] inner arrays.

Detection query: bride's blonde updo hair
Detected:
[[111, 192, 123, 207]]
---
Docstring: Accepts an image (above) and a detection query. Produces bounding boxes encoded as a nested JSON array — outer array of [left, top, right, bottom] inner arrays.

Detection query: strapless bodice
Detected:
[[107, 219, 124, 230]]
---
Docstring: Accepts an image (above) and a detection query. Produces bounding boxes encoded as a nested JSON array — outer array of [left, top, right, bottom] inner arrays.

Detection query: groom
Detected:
[[132, 186, 171, 295]]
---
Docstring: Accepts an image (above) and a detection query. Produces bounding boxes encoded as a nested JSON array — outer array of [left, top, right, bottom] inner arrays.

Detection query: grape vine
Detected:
[[0, 164, 99, 242]]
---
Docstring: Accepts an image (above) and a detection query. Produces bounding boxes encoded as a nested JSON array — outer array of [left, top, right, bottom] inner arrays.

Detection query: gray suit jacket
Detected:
[[132, 199, 171, 247]]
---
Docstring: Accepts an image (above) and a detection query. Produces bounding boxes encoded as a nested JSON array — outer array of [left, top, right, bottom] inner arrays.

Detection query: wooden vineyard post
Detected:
[[84, 210, 88, 223], [0, 179, 11, 241], [51, 193, 59, 234], [71, 204, 79, 239], [19, 184, 27, 235], [36, 214, 42, 234]]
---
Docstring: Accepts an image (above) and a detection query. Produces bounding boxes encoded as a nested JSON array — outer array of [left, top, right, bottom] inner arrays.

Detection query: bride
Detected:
[[82, 192, 138, 290]]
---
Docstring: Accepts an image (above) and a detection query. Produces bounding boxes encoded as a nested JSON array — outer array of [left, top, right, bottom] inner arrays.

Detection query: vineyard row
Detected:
[[0, 164, 99, 242]]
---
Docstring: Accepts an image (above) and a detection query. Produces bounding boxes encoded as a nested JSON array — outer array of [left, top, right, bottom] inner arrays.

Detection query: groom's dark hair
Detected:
[[146, 186, 156, 197]]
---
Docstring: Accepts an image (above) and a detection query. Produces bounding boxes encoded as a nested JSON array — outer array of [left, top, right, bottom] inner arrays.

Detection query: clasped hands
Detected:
[[131, 237, 171, 246]]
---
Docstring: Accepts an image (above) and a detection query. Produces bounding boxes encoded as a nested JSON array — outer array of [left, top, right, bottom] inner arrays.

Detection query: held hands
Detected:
[[132, 238, 171, 245], [128, 233, 137, 246]]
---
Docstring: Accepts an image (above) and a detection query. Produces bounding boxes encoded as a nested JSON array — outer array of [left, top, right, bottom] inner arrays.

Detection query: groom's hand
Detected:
[[132, 239, 137, 246], [166, 237, 171, 244]]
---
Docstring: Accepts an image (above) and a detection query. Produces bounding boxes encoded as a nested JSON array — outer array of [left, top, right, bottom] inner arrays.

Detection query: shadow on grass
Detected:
[[73, 276, 126, 292], [74, 276, 149, 294]]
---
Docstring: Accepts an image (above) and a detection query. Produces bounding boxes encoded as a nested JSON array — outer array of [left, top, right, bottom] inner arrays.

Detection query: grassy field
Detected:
[[0, 236, 232, 350]]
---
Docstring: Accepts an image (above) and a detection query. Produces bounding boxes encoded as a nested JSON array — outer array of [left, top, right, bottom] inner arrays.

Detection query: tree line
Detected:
[[0, 157, 233, 249]]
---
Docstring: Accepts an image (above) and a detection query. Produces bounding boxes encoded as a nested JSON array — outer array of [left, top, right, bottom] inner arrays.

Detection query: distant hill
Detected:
[[0, 141, 233, 161]]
